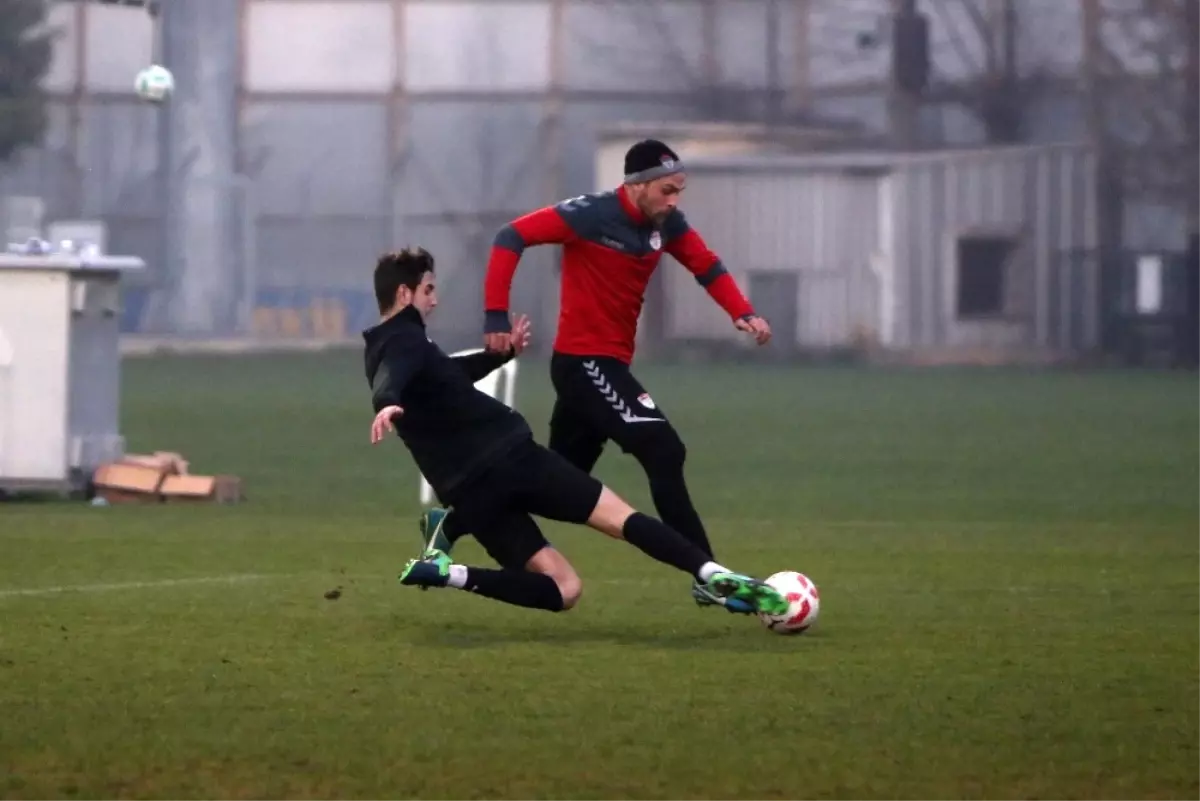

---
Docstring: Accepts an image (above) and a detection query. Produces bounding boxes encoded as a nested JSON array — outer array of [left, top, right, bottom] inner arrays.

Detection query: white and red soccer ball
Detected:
[[759, 571, 820, 635]]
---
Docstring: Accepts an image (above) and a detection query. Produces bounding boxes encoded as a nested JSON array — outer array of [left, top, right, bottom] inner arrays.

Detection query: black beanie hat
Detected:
[[623, 139, 683, 184]]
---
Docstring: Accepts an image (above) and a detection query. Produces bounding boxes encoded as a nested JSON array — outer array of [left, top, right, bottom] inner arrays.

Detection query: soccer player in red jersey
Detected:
[[421, 139, 772, 612]]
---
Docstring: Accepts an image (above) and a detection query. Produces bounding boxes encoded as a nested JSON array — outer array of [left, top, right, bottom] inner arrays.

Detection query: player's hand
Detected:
[[735, 315, 772, 345], [484, 331, 512, 354], [510, 314, 532, 356], [370, 405, 403, 444]]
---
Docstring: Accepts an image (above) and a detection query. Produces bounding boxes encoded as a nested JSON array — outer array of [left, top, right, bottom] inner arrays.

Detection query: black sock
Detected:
[[462, 568, 564, 612], [646, 471, 715, 559], [636, 450, 716, 559], [621, 512, 710, 579]]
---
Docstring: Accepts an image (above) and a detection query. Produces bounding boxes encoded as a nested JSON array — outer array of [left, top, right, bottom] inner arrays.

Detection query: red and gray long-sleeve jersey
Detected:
[[483, 185, 755, 364]]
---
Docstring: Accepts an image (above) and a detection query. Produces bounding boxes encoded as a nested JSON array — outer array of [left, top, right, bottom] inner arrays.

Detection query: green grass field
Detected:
[[1, 353, 1197, 799]]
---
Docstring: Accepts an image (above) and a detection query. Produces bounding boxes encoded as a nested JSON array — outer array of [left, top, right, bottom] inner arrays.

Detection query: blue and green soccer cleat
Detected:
[[691, 580, 755, 614], [399, 548, 452, 589], [418, 507, 454, 556], [702, 572, 790, 617]]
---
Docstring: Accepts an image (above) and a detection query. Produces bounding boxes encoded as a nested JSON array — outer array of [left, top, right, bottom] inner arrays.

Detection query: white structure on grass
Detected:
[[0, 249, 144, 494]]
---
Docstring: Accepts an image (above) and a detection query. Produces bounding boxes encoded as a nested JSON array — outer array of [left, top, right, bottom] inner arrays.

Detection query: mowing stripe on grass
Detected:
[[0, 573, 290, 599]]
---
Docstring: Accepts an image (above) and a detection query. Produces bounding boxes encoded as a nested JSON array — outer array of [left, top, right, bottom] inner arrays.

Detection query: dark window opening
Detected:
[[957, 235, 1016, 317]]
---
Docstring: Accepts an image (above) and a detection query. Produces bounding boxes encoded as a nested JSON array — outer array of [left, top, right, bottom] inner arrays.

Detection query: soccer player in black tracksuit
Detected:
[[363, 247, 787, 618]]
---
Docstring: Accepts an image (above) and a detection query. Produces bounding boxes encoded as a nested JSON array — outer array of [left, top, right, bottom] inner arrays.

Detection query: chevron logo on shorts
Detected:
[[582, 360, 663, 424]]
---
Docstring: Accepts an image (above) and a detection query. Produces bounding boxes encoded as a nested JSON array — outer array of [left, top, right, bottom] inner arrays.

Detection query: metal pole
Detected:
[[888, 0, 922, 149], [787, 0, 811, 118], [765, 0, 781, 125], [1080, 0, 1120, 353], [1182, 0, 1200, 367], [142, 0, 176, 332], [539, 0, 566, 355], [155, 0, 241, 336]]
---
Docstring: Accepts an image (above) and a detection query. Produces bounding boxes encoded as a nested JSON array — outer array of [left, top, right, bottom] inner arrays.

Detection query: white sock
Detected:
[[447, 564, 468, 589], [697, 561, 728, 583]]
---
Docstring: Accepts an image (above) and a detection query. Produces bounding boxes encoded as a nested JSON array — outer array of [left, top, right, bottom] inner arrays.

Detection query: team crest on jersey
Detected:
[[637, 392, 656, 409], [648, 231, 662, 251]]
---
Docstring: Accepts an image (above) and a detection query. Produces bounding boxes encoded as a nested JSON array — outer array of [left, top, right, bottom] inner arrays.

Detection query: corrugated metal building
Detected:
[[660, 143, 1099, 355]]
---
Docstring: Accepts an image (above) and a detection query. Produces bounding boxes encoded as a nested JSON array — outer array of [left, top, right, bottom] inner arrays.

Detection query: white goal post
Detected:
[[418, 348, 519, 505]]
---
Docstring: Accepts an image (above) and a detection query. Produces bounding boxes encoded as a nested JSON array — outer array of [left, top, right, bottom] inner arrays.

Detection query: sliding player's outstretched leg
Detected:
[[557, 474, 788, 618], [516, 440, 789, 618], [608, 506, 788, 615]]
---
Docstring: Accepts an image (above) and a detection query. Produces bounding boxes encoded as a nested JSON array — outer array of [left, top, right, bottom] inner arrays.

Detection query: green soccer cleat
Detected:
[[691, 580, 755, 614], [705, 572, 790, 617], [399, 548, 452, 590], [418, 507, 454, 556]]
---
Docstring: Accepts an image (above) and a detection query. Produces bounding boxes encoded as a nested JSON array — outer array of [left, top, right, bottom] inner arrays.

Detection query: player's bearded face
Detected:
[[637, 175, 686, 224]]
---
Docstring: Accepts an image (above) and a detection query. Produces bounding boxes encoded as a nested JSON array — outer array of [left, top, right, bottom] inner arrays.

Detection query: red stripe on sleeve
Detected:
[[705, 272, 755, 320], [665, 229, 719, 274], [484, 246, 521, 312], [665, 229, 754, 320], [484, 207, 576, 312]]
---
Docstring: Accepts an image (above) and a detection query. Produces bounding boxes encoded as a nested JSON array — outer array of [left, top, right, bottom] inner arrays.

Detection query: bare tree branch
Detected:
[[1090, 0, 1196, 210], [960, 0, 990, 41], [929, 0, 983, 76], [566, 0, 697, 90], [929, 0, 1035, 143], [640, 1, 700, 88]]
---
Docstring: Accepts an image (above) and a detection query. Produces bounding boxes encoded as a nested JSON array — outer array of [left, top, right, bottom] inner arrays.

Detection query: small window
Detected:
[[956, 235, 1017, 317]]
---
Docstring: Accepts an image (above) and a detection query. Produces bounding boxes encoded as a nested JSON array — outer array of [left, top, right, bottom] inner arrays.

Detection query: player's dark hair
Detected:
[[375, 247, 435, 313]]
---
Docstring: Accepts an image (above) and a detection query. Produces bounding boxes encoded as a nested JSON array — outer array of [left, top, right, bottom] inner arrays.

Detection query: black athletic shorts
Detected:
[[450, 437, 603, 571], [548, 353, 672, 470]]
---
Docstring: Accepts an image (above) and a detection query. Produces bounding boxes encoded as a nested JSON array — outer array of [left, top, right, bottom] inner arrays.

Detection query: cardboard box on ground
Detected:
[[92, 452, 243, 504]]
